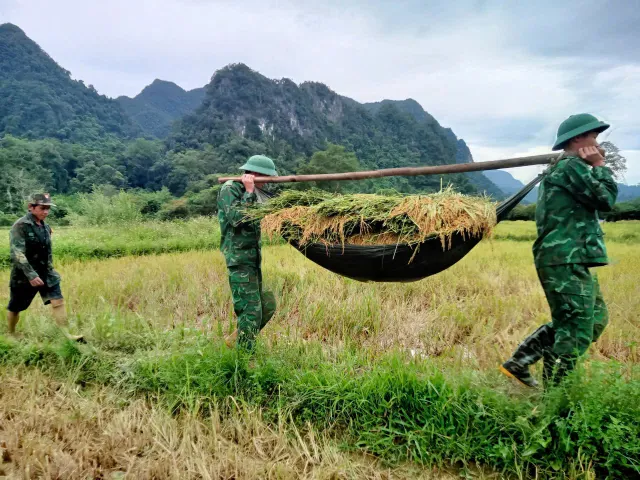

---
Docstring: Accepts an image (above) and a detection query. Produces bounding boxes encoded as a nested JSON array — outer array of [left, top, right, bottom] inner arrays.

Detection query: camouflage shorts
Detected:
[[537, 264, 608, 358], [227, 265, 276, 348], [7, 282, 63, 312]]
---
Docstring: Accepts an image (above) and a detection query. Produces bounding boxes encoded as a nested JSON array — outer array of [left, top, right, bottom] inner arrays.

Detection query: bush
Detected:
[[137, 188, 174, 218], [604, 199, 640, 222], [69, 187, 145, 226], [506, 199, 640, 223], [0, 213, 17, 227], [157, 186, 221, 220], [506, 203, 536, 221], [185, 185, 221, 217], [159, 199, 190, 220]]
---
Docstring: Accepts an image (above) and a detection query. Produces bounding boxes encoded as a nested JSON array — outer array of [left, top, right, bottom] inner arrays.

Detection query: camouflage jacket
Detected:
[[9, 213, 61, 287], [217, 180, 261, 267], [533, 156, 618, 268]]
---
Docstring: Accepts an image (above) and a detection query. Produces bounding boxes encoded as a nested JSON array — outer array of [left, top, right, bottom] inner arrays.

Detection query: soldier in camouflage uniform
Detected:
[[500, 114, 618, 388], [6, 194, 82, 341], [218, 155, 277, 350]]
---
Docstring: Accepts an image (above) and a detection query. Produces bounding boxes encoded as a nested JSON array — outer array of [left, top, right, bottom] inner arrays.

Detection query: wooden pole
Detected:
[[217, 153, 561, 184]]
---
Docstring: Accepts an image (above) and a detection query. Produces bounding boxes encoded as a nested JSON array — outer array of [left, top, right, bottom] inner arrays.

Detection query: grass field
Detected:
[[0, 220, 639, 479], [1, 219, 639, 268]]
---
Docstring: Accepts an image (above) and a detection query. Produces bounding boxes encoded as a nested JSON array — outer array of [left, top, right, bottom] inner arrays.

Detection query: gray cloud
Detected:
[[500, 1, 640, 65], [311, 1, 640, 64]]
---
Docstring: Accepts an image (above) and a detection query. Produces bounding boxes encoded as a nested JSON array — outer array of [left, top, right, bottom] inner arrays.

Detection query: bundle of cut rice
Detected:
[[244, 188, 497, 249]]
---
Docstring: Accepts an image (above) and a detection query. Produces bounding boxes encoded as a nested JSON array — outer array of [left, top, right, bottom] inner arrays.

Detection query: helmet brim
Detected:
[[552, 121, 610, 151], [240, 163, 278, 176]]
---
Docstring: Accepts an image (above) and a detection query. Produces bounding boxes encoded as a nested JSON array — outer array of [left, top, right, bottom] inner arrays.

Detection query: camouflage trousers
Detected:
[[227, 265, 276, 349], [509, 264, 608, 384]]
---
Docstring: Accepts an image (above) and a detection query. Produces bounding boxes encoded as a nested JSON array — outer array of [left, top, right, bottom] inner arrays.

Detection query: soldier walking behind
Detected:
[[500, 113, 618, 388], [6, 193, 83, 341], [217, 155, 277, 350]]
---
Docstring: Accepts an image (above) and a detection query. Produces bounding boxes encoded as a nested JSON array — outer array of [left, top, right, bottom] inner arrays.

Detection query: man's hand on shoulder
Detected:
[[242, 174, 255, 193], [578, 146, 606, 167]]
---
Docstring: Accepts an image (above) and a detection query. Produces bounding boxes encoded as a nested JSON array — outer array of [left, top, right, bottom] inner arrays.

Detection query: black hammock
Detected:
[[274, 175, 542, 283]]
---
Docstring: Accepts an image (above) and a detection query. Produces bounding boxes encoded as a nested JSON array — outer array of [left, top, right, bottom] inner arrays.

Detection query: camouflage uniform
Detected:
[[8, 211, 63, 312], [218, 180, 276, 349], [504, 155, 617, 386]]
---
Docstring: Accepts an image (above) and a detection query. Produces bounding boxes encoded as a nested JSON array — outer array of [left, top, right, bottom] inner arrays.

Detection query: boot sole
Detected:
[[499, 365, 536, 388]]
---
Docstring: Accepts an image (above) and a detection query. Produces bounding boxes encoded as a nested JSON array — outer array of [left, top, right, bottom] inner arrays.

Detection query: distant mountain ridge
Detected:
[[363, 100, 504, 197], [484, 169, 640, 203], [117, 79, 205, 138], [483, 169, 538, 203], [363, 99, 437, 124]]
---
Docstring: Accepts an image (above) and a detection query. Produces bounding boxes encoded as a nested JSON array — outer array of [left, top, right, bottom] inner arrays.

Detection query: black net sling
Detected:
[[273, 175, 542, 283]]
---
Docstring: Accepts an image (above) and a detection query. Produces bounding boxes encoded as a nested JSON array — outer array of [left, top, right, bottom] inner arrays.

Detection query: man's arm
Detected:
[[218, 184, 257, 228], [47, 226, 55, 272], [9, 224, 39, 281], [556, 158, 618, 212]]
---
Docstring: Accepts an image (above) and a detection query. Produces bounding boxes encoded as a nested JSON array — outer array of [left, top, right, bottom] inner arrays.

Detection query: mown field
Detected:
[[0, 220, 639, 479]]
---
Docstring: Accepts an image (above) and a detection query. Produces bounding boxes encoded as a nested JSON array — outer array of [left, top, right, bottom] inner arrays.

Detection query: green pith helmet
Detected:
[[240, 155, 278, 176], [28, 193, 56, 207], [552, 113, 610, 151]]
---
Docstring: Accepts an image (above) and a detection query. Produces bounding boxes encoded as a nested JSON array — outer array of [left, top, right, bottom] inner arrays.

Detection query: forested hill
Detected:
[[364, 100, 502, 197], [170, 63, 503, 195], [0, 23, 139, 141], [117, 80, 205, 138]]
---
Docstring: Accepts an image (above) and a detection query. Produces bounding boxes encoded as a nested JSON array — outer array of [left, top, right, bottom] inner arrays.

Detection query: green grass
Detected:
[[0, 334, 638, 479], [0, 218, 222, 269], [493, 220, 640, 243], [0, 217, 293, 269]]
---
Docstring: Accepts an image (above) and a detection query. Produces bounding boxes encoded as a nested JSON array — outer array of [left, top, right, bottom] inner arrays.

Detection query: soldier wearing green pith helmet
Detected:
[[500, 114, 618, 388], [217, 155, 277, 350]]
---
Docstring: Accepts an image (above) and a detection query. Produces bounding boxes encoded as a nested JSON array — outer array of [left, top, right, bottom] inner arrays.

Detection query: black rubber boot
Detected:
[[500, 324, 555, 388]]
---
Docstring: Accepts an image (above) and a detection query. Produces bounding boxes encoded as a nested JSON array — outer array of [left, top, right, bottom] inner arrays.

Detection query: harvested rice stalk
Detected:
[[251, 189, 332, 213], [245, 187, 497, 249]]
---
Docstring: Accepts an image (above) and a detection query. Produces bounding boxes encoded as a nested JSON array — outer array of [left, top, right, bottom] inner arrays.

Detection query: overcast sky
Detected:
[[2, 0, 638, 184]]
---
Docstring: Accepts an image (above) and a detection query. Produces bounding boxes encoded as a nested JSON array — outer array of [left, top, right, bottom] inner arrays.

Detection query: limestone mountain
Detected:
[[171, 63, 504, 195]]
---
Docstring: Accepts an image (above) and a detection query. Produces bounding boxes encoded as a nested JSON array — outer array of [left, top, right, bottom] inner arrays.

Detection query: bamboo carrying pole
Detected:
[[217, 153, 561, 184]]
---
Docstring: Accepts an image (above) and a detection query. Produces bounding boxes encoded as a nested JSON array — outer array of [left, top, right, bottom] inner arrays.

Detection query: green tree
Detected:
[[120, 139, 165, 189], [0, 135, 52, 213], [164, 147, 223, 195], [70, 161, 126, 192], [297, 144, 361, 193], [601, 141, 627, 181]]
